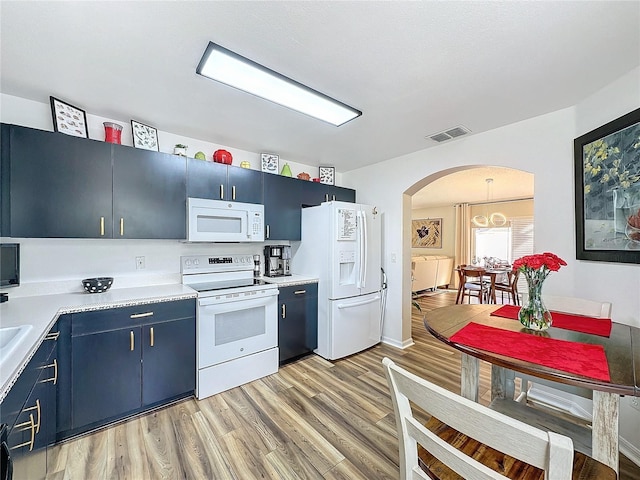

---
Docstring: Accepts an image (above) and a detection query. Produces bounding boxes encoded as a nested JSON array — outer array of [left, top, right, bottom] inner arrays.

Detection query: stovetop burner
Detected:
[[180, 254, 277, 297]]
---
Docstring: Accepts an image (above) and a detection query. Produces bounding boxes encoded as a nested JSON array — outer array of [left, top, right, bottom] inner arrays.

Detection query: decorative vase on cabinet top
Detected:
[[213, 149, 232, 165], [280, 163, 292, 177]]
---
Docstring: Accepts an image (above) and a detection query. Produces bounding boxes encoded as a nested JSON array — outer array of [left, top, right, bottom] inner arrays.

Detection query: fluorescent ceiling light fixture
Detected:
[[196, 42, 361, 127]]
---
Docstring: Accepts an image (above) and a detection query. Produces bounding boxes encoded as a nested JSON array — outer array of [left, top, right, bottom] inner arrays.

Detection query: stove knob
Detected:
[[194, 259, 200, 265], [185, 259, 191, 266]]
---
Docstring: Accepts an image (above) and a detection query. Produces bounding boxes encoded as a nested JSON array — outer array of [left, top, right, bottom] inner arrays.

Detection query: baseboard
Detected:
[[620, 436, 640, 468], [526, 385, 592, 421], [381, 336, 415, 349]]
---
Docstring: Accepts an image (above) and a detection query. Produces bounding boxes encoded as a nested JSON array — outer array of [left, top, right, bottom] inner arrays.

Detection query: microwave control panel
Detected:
[[252, 212, 263, 237]]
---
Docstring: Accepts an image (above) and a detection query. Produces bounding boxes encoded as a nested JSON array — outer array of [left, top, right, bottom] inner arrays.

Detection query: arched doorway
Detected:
[[407, 166, 534, 336]]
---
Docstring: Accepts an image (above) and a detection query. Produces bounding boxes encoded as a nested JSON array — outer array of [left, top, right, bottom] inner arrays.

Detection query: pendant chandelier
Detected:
[[471, 178, 507, 227]]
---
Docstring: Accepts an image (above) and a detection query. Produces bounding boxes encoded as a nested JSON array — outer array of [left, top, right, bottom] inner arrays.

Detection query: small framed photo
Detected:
[[50, 96, 88, 138], [261, 153, 279, 174], [131, 120, 159, 151], [319, 166, 335, 185]]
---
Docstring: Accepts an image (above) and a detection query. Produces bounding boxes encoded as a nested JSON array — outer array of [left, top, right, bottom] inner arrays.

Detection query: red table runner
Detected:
[[490, 304, 612, 337], [450, 322, 610, 382]]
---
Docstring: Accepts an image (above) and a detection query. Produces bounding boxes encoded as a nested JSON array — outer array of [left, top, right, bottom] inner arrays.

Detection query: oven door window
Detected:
[[198, 294, 277, 367], [215, 306, 265, 345]]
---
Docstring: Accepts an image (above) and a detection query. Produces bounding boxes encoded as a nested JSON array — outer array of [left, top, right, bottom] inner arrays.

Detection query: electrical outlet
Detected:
[[135, 256, 145, 270], [630, 397, 640, 412]]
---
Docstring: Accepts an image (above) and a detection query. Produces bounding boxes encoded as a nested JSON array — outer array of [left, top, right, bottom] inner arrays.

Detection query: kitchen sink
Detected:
[[0, 325, 32, 364]]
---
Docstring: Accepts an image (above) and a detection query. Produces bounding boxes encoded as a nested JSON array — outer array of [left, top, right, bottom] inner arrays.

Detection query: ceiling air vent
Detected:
[[427, 125, 471, 142]]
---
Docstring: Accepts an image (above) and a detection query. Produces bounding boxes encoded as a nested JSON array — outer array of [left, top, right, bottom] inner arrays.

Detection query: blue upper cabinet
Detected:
[[2, 124, 113, 238], [186, 158, 263, 204], [1, 124, 187, 239], [112, 145, 186, 239], [0, 123, 355, 240]]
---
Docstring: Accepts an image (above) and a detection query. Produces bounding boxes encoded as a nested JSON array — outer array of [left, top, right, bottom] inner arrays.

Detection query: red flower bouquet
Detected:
[[512, 252, 567, 330]]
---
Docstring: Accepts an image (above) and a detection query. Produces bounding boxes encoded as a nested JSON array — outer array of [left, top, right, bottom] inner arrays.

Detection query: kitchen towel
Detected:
[[450, 322, 610, 382], [490, 305, 612, 337]]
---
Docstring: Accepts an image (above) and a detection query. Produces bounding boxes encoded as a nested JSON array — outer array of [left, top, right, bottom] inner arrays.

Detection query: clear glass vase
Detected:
[[519, 278, 552, 331]]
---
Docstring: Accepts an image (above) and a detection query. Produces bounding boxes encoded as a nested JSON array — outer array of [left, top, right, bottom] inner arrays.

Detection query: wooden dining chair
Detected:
[[455, 266, 490, 304], [382, 358, 616, 480], [492, 269, 520, 305], [514, 295, 612, 422]]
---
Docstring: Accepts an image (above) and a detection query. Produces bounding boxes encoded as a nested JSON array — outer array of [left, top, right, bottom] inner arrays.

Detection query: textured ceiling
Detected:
[[1, 1, 639, 173]]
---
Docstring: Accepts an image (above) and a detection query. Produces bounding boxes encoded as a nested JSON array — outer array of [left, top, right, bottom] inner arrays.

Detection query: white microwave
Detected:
[[187, 198, 265, 242]]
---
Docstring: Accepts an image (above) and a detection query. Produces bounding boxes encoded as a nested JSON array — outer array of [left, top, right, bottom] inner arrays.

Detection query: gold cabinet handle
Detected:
[[294, 290, 306, 295], [23, 399, 41, 434], [281, 304, 286, 319], [45, 331, 60, 341], [130, 331, 135, 351], [232, 185, 236, 200], [120, 217, 124, 236], [100, 216, 105, 236], [130, 312, 153, 319], [11, 413, 36, 451], [220, 184, 224, 199], [150, 327, 154, 347], [41, 359, 58, 385]]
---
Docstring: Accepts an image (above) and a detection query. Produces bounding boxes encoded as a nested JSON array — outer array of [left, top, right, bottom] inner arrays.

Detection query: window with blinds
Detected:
[[472, 217, 534, 263]]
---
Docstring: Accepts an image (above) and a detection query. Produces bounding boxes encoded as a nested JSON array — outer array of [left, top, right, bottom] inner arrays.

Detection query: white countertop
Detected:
[[0, 284, 197, 402], [260, 274, 318, 287]]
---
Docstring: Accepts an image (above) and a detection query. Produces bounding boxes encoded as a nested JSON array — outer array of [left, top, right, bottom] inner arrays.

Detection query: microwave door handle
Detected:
[[245, 211, 250, 239]]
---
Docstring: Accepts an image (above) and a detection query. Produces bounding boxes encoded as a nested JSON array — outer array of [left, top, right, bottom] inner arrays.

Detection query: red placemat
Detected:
[[490, 305, 612, 337], [450, 322, 610, 382]]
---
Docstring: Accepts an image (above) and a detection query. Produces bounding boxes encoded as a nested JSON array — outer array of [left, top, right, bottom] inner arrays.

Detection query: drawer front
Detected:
[[72, 299, 195, 336], [278, 283, 318, 303]]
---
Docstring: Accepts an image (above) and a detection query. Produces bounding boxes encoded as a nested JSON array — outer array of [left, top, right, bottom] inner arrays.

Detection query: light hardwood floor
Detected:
[[47, 291, 640, 479]]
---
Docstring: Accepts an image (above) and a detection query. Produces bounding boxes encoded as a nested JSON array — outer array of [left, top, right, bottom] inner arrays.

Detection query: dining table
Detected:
[[456, 266, 512, 304], [423, 303, 640, 474]]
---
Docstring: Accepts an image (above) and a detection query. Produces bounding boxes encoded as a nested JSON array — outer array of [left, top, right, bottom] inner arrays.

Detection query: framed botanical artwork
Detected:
[[319, 166, 335, 185], [131, 120, 159, 151], [411, 218, 442, 248], [50, 96, 88, 138], [574, 107, 640, 264], [261, 153, 279, 174]]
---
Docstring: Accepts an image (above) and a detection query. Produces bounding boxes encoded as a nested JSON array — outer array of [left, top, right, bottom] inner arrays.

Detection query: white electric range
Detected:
[[181, 254, 279, 399]]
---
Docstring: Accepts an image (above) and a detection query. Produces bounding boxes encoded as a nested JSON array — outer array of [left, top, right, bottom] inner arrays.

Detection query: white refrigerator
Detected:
[[293, 201, 382, 360]]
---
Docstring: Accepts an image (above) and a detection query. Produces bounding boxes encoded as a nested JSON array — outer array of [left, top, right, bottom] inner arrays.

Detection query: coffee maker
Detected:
[[264, 245, 291, 277]]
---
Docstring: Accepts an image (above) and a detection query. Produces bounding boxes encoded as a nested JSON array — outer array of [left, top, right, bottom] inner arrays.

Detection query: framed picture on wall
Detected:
[[261, 153, 279, 173], [50, 96, 88, 138], [411, 218, 442, 248], [319, 166, 335, 185], [574, 107, 640, 264], [131, 120, 159, 151]]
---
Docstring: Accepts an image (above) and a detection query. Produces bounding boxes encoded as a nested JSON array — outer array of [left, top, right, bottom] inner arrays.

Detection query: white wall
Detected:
[[345, 66, 640, 462]]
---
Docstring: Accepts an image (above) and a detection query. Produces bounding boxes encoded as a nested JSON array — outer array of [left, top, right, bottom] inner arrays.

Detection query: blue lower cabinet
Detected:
[[278, 284, 318, 364], [72, 327, 142, 428], [142, 318, 195, 407], [63, 299, 196, 437], [3, 324, 59, 480]]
